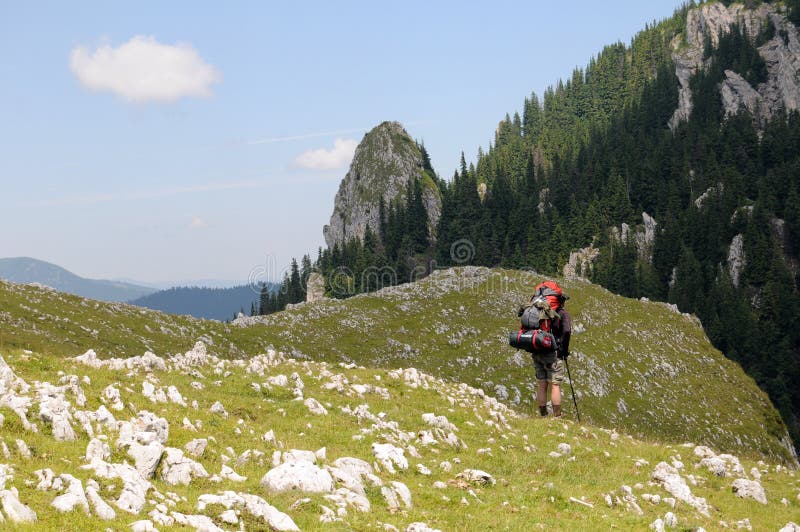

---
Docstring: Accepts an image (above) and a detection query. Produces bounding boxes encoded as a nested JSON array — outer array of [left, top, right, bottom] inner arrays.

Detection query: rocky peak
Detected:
[[669, 2, 800, 129], [323, 121, 442, 249]]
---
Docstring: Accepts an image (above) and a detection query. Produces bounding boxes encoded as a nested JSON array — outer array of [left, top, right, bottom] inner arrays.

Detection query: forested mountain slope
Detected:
[[314, 0, 800, 453]]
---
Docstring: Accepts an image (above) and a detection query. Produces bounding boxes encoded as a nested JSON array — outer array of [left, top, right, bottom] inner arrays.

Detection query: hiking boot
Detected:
[[539, 406, 548, 417], [552, 404, 562, 418]]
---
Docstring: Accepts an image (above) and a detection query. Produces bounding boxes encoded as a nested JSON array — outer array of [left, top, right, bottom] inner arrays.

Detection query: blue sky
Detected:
[[1, 0, 685, 284]]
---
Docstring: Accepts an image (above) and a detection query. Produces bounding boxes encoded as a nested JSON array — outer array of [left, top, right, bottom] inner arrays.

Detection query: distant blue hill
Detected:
[[0, 257, 156, 302], [130, 284, 271, 321]]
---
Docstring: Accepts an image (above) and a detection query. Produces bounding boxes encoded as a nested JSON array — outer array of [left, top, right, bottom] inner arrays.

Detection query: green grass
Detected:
[[0, 346, 798, 531], [1, 267, 795, 466]]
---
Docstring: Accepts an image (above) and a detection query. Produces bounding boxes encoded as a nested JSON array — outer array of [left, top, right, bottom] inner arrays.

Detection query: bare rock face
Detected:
[[728, 234, 746, 288], [720, 70, 762, 118], [305, 272, 326, 303], [564, 245, 601, 279], [670, 3, 800, 130], [323, 121, 441, 248]]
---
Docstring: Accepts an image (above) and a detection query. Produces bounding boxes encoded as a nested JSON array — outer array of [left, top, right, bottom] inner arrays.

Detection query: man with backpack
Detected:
[[516, 281, 572, 418]]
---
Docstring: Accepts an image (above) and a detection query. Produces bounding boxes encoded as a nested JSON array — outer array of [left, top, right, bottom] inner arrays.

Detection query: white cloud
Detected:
[[188, 216, 208, 229], [294, 138, 358, 170], [69, 35, 221, 103]]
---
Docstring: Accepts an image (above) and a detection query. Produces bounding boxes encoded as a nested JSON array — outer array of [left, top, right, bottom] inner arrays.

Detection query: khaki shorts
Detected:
[[532, 353, 564, 384]]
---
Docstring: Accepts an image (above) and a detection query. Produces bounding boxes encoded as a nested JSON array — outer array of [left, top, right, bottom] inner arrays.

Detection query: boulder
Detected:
[[51, 474, 89, 514], [372, 443, 408, 474], [160, 448, 209, 486], [0, 489, 37, 522], [306, 272, 326, 303], [184, 438, 208, 457], [85, 479, 115, 520], [260, 460, 334, 493], [128, 442, 164, 479], [732, 478, 768, 504], [652, 462, 709, 516], [457, 469, 496, 486]]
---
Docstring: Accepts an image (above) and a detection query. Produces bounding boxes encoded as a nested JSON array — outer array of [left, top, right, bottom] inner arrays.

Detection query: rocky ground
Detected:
[[0, 341, 798, 531]]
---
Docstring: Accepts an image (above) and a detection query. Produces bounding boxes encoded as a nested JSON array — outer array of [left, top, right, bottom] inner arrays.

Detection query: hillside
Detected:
[[2, 268, 794, 464], [329, 0, 800, 452], [0, 257, 155, 303], [236, 267, 796, 465], [0, 341, 798, 530], [130, 285, 268, 322]]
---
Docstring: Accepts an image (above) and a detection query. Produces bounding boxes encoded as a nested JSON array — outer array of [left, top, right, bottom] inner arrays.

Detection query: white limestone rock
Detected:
[[457, 469, 496, 486], [372, 443, 408, 474], [128, 442, 165, 479], [381, 481, 412, 511], [171, 512, 224, 532], [260, 460, 334, 493], [422, 413, 457, 432], [304, 397, 328, 415], [652, 462, 710, 516], [220, 465, 247, 482], [85, 479, 116, 520], [86, 437, 111, 463], [130, 520, 158, 532], [166, 385, 186, 406], [406, 523, 442, 532], [325, 487, 371, 513], [732, 478, 768, 504], [184, 438, 208, 457], [114, 463, 151, 514], [160, 447, 209, 485], [282, 449, 317, 464], [51, 474, 90, 514], [210, 401, 228, 418], [37, 390, 75, 441], [0, 489, 37, 522], [196, 491, 299, 531], [219, 509, 238, 524]]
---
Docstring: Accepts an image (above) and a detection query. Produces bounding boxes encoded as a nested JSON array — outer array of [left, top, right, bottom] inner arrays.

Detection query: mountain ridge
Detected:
[[0, 257, 155, 303]]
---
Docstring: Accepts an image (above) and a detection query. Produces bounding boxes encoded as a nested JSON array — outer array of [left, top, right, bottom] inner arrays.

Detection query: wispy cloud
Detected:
[[247, 127, 368, 146], [20, 176, 339, 208], [188, 216, 208, 229], [245, 120, 434, 146], [294, 138, 358, 170], [70, 35, 221, 103]]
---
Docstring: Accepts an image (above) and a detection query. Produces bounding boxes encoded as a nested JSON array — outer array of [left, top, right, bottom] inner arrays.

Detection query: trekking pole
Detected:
[[564, 357, 581, 423]]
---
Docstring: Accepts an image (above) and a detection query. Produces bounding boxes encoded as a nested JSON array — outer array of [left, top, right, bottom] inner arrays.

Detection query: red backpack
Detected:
[[519, 281, 564, 332]]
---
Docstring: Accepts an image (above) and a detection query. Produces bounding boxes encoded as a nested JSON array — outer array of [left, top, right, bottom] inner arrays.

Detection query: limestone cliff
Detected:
[[670, 2, 800, 129], [323, 121, 441, 248]]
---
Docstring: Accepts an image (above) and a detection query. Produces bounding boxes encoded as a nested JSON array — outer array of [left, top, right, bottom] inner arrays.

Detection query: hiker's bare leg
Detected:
[[550, 383, 561, 406], [537, 380, 548, 416], [551, 384, 562, 417]]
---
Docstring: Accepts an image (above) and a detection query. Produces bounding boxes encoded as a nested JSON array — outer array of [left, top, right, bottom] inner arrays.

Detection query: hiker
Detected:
[[517, 281, 571, 418]]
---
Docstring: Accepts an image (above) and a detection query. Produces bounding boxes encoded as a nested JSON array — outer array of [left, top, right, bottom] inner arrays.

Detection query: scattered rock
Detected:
[[0, 489, 37, 522], [652, 462, 709, 516], [260, 460, 334, 493], [209, 401, 228, 418], [159, 448, 209, 486], [184, 438, 208, 457], [372, 443, 408, 474], [456, 469, 496, 486], [732, 478, 767, 504]]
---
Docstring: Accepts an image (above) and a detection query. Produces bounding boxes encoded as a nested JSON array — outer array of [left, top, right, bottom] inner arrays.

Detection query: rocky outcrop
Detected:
[[563, 245, 600, 279], [323, 121, 441, 248], [670, 2, 800, 129], [720, 70, 762, 118], [728, 234, 746, 287], [305, 272, 326, 303]]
